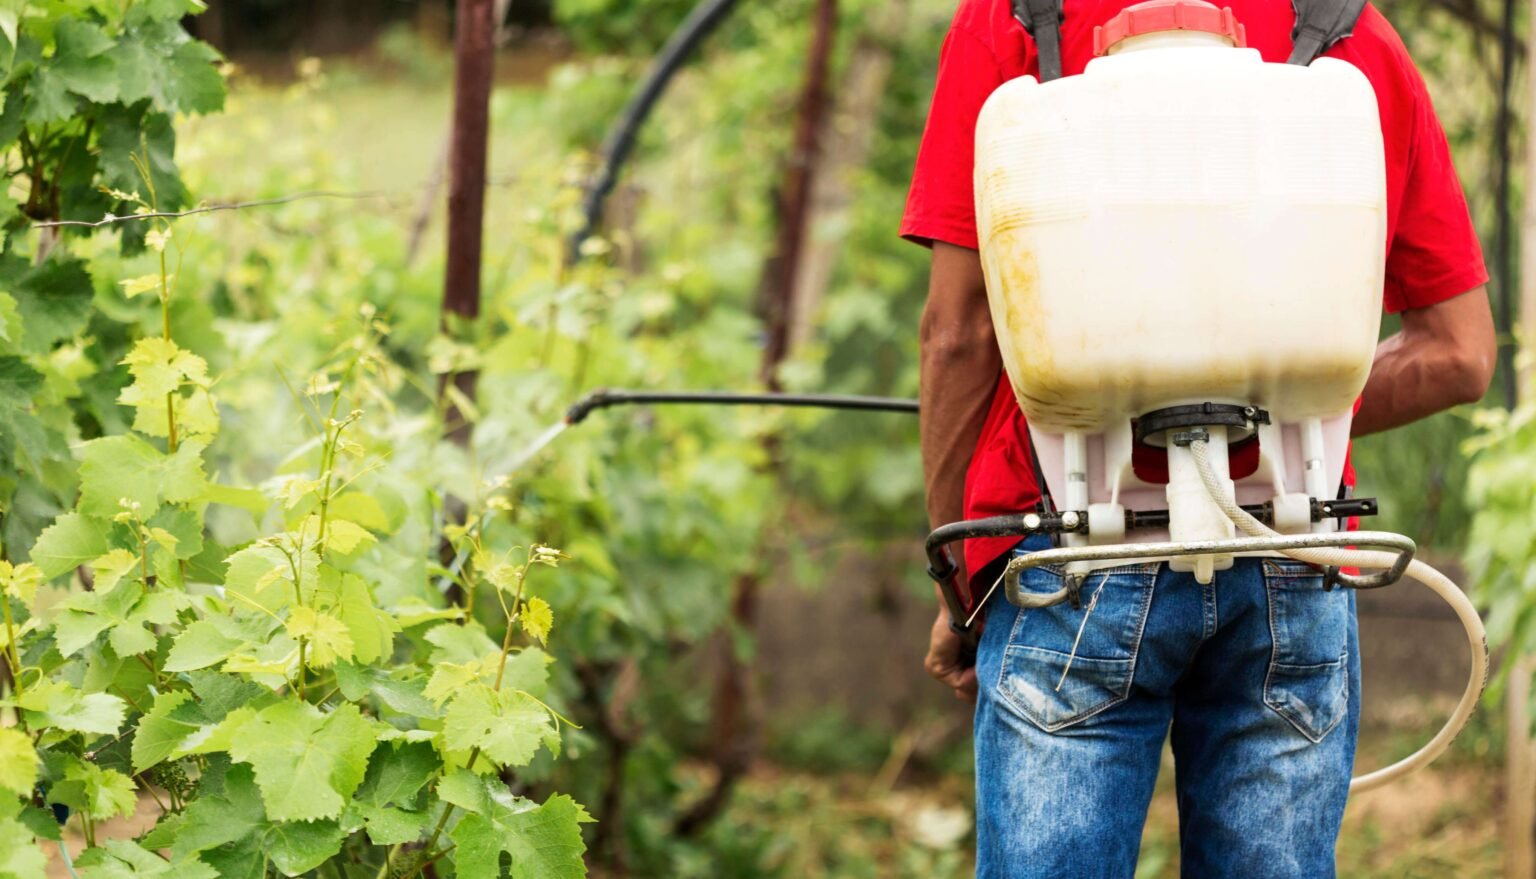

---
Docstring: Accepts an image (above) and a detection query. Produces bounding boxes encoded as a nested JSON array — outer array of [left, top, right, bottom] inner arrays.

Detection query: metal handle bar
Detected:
[[1003, 531, 1416, 610]]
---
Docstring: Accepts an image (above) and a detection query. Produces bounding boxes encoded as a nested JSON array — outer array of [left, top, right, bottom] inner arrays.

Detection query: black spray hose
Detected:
[[445, 387, 915, 593], [564, 388, 919, 425], [567, 0, 743, 265]]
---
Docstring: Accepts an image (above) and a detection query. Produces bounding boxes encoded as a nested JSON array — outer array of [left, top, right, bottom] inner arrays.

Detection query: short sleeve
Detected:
[[900, 25, 1008, 251], [1382, 81, 1489, 313]]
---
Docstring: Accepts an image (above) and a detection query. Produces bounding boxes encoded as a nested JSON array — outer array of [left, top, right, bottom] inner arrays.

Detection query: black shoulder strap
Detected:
[[1288, 0, 1368, 65], [1018, 0, 1365, 78], [1013, 0, 1066, 82]]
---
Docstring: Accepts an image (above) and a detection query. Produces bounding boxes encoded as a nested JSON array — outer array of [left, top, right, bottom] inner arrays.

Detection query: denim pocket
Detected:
[[997, 561, 1157, 733], [1263, 559, 1350, 743]]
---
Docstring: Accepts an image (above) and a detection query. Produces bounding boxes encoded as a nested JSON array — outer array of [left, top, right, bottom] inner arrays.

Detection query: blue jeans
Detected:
[[973, 537, 1360, 878]]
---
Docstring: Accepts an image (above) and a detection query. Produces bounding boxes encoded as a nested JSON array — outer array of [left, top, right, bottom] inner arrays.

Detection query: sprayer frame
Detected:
[[923, 494, 1387, 654], [1000, 530, 1415, 610]]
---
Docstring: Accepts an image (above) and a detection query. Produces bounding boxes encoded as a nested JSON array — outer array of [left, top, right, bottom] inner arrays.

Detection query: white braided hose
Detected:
[[1189, 440, 1488, 794]]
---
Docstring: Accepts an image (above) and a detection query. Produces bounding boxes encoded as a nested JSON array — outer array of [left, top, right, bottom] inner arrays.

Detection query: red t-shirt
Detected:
[[902, 0, 1488, 577]]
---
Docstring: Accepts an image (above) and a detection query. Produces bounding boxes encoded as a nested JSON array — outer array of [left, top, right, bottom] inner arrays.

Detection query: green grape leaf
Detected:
[[132, 386, 220, 441], [97, 104, 188, 216], [52, 580, 187, 657], [443, 772, 591, 879], [426, 647, 549, 708], [390, 600, 464, 628], [122, 338, 206, 399], [18, 680, 125, 736], [169, 763, 263, 860], [0, 89, 21, 151], [0, 292, 19, 348], [0, 356, 41, 408], [74, 840, 216, 879], [198, 482, 268, 515], [442, 684, 559, 769], [522, 596, 553, 643], [356, 740, 438, 809], [0, 255, 93, 354], [332, 571, 396, 665], [138, 813, 183, 851], [285, 605, 353, 668], [346, 740, 439, 844], [0, 813, 47, 879], [334, 663, 439, 718], [162, 39, 225, 114], [356, 803, 430, 846], [89, 549, 141, 593], [23, 64, 76, 123], [128, 0, 211, 25], [500, 647, 554, 699], [50, 759, 138, 820], [186, 671, 270, 721], [226, 701, 379, 822], [78, 434, 207, 519], [221, 632, 299, 685], [51, 19, 119, 104], [147, 505, 204, 560], [164, 618, 248, 672], [175, 706, 256, 760], [103, 17, 222, 119], [318, 518, 375, 557], [0, 294, 20, 352], [29, 512, 110, 580], [327, 491, 390, 531], [424, 657, 493, 708], [223, 542, 316, 609], [117, 337, 216, 443], [131, 690, 200, 773], [424, 620, 499, 665], [0, 727, 38, 795], [17, 804, 60, 842], [172, 764, 344, 878], [0, 560, 41, 605]]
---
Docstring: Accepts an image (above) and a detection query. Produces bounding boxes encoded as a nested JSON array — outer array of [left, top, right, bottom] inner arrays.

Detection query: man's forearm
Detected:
[[920, 243, 1002, 541], [1353, 286, 1495, 436]]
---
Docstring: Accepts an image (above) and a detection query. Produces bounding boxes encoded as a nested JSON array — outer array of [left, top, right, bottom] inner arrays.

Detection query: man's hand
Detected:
[[926, 609, 980, 703]]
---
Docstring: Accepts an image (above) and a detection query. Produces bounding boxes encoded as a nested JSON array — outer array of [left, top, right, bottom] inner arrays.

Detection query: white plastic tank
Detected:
[[974, 0, 1387, 436]]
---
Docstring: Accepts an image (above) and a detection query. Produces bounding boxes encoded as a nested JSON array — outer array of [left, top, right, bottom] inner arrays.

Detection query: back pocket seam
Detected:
[[998, 647, 1137, 732], [995, 564, 1157, 733], [1264, 655, 1350, 743]]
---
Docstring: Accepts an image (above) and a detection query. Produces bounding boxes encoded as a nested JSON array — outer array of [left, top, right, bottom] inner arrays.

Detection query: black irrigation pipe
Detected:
[[566, 0, 743, 266], [564, 388, 919, 425]]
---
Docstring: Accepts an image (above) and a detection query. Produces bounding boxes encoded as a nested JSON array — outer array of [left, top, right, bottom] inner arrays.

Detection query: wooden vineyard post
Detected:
[[441, 0, 496, 443], [1505, 2, 1536, 873]]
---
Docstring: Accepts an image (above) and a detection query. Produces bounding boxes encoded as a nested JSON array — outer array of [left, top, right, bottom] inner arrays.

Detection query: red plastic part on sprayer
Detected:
[[1092, 0, 1247, 56]]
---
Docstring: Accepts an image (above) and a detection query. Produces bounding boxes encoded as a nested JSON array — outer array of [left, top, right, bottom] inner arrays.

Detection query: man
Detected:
[[902, 1, 1496, 876]]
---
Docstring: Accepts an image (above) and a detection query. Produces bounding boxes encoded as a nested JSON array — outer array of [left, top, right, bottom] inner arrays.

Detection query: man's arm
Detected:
[[920, 241, 1002, 703], [1354, 285, 1496, 436]]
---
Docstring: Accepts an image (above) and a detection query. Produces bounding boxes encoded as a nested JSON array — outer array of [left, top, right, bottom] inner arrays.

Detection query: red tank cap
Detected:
[[1092, 0, 1246, 57]]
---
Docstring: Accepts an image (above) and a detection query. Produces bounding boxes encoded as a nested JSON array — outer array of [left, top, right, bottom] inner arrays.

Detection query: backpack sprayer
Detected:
[[926, 0, 1487, 794], [533, 0, 1487, 798]]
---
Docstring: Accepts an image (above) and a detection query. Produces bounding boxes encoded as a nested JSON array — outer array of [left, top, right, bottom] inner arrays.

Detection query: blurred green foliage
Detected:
[[1466, 405, 1536, 689], [0, 0, 1518, 871]]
